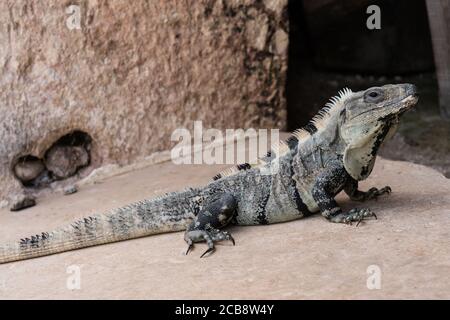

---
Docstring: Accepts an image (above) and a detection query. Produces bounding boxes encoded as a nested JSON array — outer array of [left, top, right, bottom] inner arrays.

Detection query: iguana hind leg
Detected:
[[184, 193, 237, 258]]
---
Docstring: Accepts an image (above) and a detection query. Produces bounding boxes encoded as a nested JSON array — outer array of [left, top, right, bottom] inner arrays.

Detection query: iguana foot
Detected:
[[329, 208, 377, 226], [357, 186, 392, 201], [184, 193, 237, 258], [185, 229, 235, 258]]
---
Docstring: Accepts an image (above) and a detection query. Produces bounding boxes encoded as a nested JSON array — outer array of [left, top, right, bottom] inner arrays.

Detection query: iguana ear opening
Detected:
[[342, 123, 382, 181]]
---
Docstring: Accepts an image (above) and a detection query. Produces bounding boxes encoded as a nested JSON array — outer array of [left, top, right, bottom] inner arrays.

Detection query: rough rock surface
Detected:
[[0, 157, 448, 299], [0, 0, 288, 203], [45, 145, 89, 179]]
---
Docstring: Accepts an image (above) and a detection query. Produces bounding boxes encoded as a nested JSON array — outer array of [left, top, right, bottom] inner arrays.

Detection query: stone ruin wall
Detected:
[[0, 0, 289, 205]]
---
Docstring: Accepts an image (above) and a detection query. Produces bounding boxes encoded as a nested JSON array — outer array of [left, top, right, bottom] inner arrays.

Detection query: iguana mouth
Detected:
[[379, 94, 418, 122], [352, 92, 419, 121], [400, 83, 419, 110], [402, 94, 419, 104], [399, 93, 419, 113]]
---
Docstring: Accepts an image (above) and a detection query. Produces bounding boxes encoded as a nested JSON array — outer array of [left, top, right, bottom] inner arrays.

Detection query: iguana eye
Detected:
[[364, 88, 384, 103]]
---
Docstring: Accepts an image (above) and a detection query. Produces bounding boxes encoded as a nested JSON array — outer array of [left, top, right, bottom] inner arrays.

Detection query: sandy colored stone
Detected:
[[0, 157, 448, 299], [0, 0, 288, 202]]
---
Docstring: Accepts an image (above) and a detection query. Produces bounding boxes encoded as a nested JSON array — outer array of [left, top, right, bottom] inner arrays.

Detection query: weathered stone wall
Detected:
[[0, 0, 288, 203]]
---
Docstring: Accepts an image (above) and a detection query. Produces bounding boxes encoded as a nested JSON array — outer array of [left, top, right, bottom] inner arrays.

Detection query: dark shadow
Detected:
[[285, 0, 436, 130]]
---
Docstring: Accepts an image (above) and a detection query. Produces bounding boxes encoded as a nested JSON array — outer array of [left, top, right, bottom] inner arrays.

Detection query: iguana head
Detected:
[[339, 83, 418, 180]]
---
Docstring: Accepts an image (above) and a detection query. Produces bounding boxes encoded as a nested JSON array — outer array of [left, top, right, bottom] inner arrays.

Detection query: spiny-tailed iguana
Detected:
[[0, 83, 418, 263]]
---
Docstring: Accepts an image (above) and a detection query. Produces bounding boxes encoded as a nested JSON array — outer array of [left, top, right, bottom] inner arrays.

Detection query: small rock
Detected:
[[14, 157, 45, 183], [10, 195, 36, 212], [45, 145, 89, 179], [63, 185, 78, 195]]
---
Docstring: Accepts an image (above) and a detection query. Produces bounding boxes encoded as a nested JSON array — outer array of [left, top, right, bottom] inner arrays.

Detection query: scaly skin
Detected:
[[0, 84, 418, 263]]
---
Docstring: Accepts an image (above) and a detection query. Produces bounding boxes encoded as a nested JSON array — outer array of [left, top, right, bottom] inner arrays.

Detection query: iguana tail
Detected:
[[0, 188, 200, 264]]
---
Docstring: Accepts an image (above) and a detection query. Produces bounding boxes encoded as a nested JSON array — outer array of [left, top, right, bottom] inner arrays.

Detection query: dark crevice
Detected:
[[12, 131, 93, 189], [50, 130, 92, 151]]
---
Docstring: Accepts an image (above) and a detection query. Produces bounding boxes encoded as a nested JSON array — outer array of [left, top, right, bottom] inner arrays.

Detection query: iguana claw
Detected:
[[365, 186, 392, 201], [200, 247, 215, 258], [184, 229, 235, 258], [185, 243, 193, 255]]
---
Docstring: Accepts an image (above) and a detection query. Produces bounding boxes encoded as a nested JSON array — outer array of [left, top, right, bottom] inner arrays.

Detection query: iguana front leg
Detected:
[[311, 160, 377, 225], [184, 193, 237, 258], [344, 179, 391, 202]]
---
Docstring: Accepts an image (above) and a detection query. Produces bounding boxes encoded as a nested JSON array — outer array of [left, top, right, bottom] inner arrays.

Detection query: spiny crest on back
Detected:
[[212, 163, 251, 181], [212, 88, 353, 181], [287, 87, 353, 146]]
